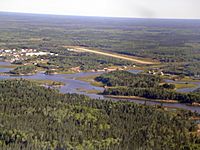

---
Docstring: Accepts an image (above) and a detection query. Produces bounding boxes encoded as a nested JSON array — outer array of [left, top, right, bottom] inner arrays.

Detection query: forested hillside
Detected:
[[0, 79, 199, 149]]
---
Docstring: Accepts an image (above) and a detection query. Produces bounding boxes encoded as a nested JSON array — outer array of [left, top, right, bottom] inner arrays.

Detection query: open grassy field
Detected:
[[0, 64, 19, 68], [76, 74, 104, 87], [76, 88, 101, 94], [174, 83, 198, 89]]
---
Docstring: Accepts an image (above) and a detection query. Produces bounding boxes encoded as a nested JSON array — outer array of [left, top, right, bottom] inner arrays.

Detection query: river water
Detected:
[[165, 79, 200, 93], [0, 61, 199, 113], [0, 61, 13, 73]]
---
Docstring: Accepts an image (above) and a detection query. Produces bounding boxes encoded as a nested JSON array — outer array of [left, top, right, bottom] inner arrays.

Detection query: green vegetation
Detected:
[[103, 87, 200, 103], [95, 70, 161, 88], [180, 77, 200, 83], [47, 53, 134, 71], [174, 83, 198, 89], [27, 79, 64, 87], [162, 83, 176, 89], [1, 12, 200, 76], [1, 12, 200, 150], [162, 62, 200, 77], [76, 74, 104, 87], [44, 69, 75, 75], [96, 71, 200, 103], [0, 79, 199, 149], [194, 88, 200, 94], [76, 88, 101, 94], [9, 65, 37, 75]]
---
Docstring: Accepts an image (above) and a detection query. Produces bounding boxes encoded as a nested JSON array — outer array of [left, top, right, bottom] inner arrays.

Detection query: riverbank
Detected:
[[76, 88, 101, 94], [7, 78, 65, 88], [75, 74, 104, 87], [0, 61, 200, 113], [104, 95, 179, 104], [174, 83, 198, 89], [29, 79, 65, 87]]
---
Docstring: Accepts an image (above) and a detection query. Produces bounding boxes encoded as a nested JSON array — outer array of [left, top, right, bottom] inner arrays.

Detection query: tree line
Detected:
[[95, 70, 161, 88], [103, 87, 200, 103], [96, 71, 200, 103]]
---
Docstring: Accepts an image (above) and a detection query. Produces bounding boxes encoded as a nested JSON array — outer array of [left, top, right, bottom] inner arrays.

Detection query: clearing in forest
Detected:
[[64, 46, 159, 65]]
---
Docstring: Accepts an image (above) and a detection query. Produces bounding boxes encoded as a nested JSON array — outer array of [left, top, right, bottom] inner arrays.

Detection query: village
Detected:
[[0, 48, 136, 75], [0, 48, 58, 63], [0, 47, 199, 81], [0, 48, 180, 76]]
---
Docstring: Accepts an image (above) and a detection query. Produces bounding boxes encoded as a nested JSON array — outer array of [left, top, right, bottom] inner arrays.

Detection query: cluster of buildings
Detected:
[[67, 48, 82, 53], [70, 66, 129, 73], [0, 48, 58, 62], [148, 69, 164, 76], [92, 66, 128, 72]]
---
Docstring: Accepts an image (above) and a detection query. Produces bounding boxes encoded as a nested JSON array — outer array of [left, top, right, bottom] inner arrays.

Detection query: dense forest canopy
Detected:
[[95, 70, 161, 88], [0, 79, 199, 149], [103, 87, 200, 103], [0, 12, 200, 150], [96, 71, 200, 103]]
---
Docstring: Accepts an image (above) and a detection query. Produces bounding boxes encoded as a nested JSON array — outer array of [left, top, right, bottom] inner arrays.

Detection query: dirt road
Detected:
[[65, 46, 158, 65]]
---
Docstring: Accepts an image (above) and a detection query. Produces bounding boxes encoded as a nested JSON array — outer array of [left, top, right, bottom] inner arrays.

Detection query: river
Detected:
[[0, 61, 13, 73], [165, 79, 200, 93], [0, 61, 199, 113]]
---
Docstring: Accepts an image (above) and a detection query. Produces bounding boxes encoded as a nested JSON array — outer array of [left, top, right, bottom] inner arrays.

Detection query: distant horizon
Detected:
[[0, 0, 200, 20], [1, 11, 200, 21]]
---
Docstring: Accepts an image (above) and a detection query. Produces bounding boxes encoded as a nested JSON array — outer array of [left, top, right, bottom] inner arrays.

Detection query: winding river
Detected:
[[0, 61, 200, 113]]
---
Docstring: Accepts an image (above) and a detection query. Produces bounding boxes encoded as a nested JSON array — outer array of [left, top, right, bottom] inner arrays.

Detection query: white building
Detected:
[[26, 52, 49, 56]]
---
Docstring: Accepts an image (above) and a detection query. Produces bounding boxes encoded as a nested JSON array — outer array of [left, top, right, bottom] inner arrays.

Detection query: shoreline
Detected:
[[104, 95, 200, 107], [0, 61, 200, 110], [104, 95, 179, 104]]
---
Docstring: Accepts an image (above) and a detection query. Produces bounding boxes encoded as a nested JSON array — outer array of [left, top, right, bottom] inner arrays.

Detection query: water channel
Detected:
[[0, 61, 199, 113]]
